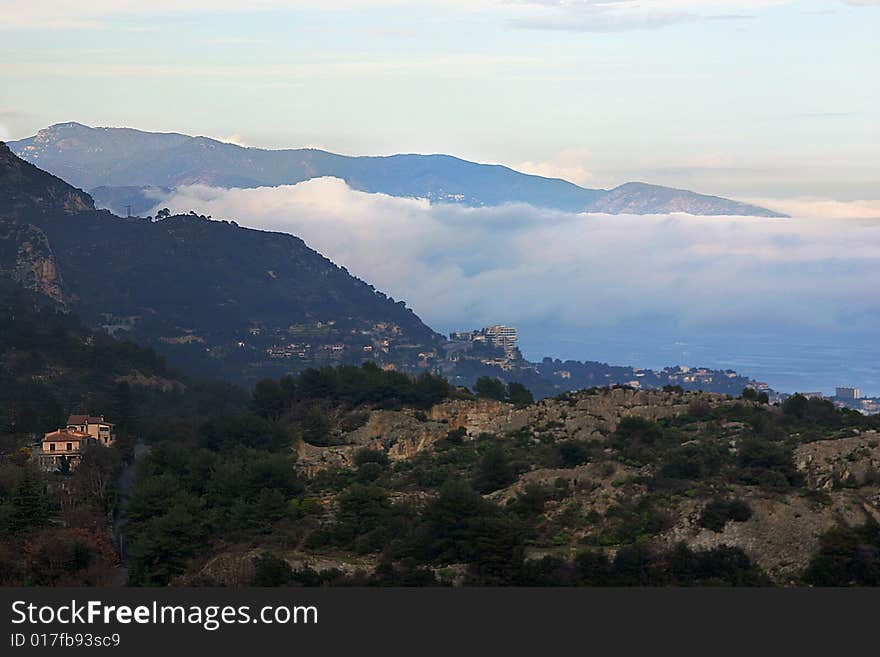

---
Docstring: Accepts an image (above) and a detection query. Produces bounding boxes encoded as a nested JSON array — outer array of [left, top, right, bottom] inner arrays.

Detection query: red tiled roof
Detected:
[[44, 428, 92, 441], [66, 414, 108, 425]]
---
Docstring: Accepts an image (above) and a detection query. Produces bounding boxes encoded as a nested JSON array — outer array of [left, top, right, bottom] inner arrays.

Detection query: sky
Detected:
[[1, 0, 878, 199]]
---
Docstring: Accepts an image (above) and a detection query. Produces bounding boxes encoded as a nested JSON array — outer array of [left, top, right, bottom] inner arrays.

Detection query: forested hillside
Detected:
[[0, 280, 249, 585], [0, 142, 442, 385], [124, 366, 880, 587]]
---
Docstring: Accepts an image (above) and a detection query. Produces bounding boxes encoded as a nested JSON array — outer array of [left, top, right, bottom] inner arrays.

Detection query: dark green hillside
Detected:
[[0, 139, 93, 217], [0, 279, 251, 585], [0, 280, 172, 435], [0, 142, 442, 385], [26, 210, 436, 341]]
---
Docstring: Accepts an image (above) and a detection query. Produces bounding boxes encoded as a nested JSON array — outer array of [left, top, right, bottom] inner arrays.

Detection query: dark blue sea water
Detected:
[[517, 328, 880, 398]]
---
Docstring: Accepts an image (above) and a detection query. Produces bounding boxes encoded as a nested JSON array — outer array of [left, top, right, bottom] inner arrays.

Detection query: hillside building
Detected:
[[34, 414, 117, 472], [450, 324, 519, 359], [66, 414, 115, 446], [37, 428, 96, 471]]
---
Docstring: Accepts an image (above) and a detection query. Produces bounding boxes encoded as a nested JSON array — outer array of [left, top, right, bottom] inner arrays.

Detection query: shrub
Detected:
[[556, 440, 593, 468], [610, 417, 665, 464], [506, 382, 534, 407], [473, 444, 516, 494], [737, 437, 802, 489], [698, 498, 753, 532], [803, 521, 880, 586], [474, 377, 507, 402], [252, 554, 293, 586]]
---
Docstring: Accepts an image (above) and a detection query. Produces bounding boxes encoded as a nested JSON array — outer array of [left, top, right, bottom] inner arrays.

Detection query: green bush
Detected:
[[803, 521, 880, 586], [698, 498, 753, 532]]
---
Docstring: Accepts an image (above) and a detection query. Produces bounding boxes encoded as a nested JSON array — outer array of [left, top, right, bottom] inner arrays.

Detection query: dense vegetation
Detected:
[[119, 371, 880, 586], [0, 281, 248, 584], [2, 270, 879, 587]]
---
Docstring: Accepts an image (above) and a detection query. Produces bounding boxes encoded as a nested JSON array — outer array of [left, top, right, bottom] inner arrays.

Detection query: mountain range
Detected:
[[9, 122, 786, 218]]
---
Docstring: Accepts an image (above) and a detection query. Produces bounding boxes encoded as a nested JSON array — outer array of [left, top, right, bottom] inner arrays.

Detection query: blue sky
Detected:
[[1, 0, 877, 198]]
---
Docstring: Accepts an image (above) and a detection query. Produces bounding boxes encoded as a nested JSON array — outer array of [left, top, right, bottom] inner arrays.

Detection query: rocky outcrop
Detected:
[[795, 432, 880, 491], [296, 388, 734, 476], [656, 433, 880, 582], [185, 548, 378, 586], [663, 487, 876, 583], [115, 370, 185, 393], [428, 388, 731, 442], [297, 408, 456, 476], [0, 220, 65, 303]]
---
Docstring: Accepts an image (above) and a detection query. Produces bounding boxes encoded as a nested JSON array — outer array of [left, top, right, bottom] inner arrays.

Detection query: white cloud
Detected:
[[155, 179, 880, 340], [217, 134, 251, 148], [512, 0, 877, 31], [744, 197, 880, 221], [515, 148, 595, 186]]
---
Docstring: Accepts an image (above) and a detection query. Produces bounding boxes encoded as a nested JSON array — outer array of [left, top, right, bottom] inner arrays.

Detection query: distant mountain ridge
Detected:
[[9, 122, 786, 218]]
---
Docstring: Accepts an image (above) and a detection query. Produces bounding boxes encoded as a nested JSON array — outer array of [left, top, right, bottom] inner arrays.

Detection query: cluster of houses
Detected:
[[795, 387, 880, 415], [36, 414, 116, 472], [448, 325, 521, 364]]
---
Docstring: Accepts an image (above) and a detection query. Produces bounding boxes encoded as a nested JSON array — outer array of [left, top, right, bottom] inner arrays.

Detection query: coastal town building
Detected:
[[450, 325, 520, 360], [835, 387, 861, 400], [483, 325, 519, 357]]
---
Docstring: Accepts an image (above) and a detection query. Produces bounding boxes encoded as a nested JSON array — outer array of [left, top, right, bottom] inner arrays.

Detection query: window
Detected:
[[67, 443, 72, 451], [50, 444, 56, 452]]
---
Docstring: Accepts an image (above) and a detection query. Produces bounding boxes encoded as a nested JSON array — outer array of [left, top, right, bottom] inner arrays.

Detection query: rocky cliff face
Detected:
[[0, 140, 95, 305], [0, 220, 65, 304]]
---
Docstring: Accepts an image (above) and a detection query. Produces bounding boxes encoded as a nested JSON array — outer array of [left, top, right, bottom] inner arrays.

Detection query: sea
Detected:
[[518, 328, 880, 398]]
